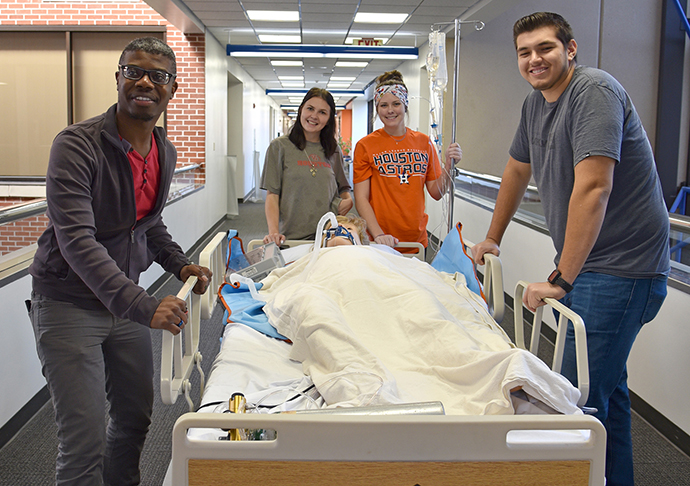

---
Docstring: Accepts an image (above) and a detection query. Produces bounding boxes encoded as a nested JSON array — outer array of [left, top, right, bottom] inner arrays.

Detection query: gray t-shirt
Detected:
[[509, 66, 669, 277], [260, 135, 351, 240]]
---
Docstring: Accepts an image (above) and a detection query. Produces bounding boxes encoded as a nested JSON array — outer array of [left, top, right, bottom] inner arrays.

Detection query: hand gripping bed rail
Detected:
[[482, 253, 504, 323], [514, 281, 589, 407], [161, 275, 205, 411], [199, 231, 227, 319]]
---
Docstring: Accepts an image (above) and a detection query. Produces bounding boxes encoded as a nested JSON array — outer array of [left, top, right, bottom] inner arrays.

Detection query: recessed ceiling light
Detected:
[[247, 10, 299, 22], [278, 76, 304, 80], [354, 12, 408, 23], [335, 61, 368, 68], [328, 83, 351, 88], [281, 82, 305, 87], [271, 60, 303, 67], [259, 34, 301, 43]]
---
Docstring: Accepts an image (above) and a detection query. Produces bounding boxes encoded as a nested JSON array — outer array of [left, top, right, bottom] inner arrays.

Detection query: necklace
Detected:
[[303, 149, 317, 177], [387, 128, 407, 144]]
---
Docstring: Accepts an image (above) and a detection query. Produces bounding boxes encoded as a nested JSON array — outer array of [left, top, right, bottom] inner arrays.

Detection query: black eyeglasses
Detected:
[[119, 65, 176, 86]]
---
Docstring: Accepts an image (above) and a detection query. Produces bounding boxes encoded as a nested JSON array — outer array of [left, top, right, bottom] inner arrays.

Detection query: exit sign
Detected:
[[354, 38, 383, 46]]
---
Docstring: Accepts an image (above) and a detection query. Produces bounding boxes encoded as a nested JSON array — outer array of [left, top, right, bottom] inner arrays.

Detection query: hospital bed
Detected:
[[162, 227, 605, 486]]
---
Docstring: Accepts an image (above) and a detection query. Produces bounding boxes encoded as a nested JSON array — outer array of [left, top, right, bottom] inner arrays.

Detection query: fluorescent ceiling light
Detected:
[[271, 60, 303, 66], [330, 76, 356, 82], [228, 44, 418, 60], [267, 88, 365, 98], [335, 61, 368, 67], [281, 82, 305, 87], [247, 10, 299, 22], [259, 35, 301, 43], [278, 76, 303, 80], [282, 104, 347, 111], [328, 83, 351, 88], [354, 12, 408, 23]]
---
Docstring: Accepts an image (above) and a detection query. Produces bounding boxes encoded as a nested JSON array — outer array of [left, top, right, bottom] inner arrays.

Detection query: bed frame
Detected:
[[171, 413, 605, 486], [162, 231, 605, 485]]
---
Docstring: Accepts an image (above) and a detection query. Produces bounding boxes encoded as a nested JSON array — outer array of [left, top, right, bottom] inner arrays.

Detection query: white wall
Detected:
[[350, 98, 369, 150], [226, 58, 280, 200], [449, 0, 661, 178], [0, 276, 45, 428]]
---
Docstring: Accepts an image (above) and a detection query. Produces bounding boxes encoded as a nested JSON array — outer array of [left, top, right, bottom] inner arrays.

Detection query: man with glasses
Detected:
[[29, 37, 211, 486]]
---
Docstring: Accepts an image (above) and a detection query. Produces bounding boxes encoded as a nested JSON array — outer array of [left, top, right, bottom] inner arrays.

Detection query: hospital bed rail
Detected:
[[199, 231, 228, 320], [161, 275, 205, 411], [480, 253, 504, 323], [514, 281, 590, 407]]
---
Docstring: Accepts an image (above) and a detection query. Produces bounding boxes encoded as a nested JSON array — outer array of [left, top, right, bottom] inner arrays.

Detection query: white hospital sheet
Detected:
[[260, 246, 582, 416]]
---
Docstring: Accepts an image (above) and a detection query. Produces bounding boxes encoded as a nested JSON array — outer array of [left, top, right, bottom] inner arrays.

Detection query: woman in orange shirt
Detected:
[[353, 70, 462, 249]]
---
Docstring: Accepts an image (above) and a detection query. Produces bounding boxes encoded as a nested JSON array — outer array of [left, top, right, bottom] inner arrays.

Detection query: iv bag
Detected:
[[426, 30, 448, 94], [426, 30, 448, 161]]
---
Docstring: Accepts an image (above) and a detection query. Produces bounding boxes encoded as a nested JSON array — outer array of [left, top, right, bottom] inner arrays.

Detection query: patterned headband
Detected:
[[374, 84, 408, 108]]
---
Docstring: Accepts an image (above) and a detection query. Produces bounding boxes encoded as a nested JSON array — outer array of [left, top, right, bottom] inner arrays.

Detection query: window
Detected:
[[0, 30, 165, 177]]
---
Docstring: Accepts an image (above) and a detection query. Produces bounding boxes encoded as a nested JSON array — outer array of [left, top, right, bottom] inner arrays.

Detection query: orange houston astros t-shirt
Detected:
[[353, 128, 442, 247]]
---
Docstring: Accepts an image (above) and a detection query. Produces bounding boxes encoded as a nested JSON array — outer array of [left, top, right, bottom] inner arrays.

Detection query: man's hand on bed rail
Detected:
[[523, 281, 566, 312], [470, 238, 500, 265], [180, 264, 212, 295], [264, 232, 286, 246], [151, 296, 189, 335]]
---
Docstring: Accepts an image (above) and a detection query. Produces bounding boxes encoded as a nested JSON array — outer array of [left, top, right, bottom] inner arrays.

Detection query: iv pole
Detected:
[[431, 19, 484, 234]]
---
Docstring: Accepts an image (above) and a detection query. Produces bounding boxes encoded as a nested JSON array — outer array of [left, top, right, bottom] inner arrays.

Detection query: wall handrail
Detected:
[[174, 164, 201, 174], [0, 199, 47, 226]]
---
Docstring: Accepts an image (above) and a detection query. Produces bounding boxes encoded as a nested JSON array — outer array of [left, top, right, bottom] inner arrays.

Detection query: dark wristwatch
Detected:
[[548, 269, 573, 293]]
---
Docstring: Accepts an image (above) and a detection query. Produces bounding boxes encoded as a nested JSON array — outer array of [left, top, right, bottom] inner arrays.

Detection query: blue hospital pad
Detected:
[[430, 222, 484, 299], [219, 280, 288, 341], [219, 231, 288, 341]]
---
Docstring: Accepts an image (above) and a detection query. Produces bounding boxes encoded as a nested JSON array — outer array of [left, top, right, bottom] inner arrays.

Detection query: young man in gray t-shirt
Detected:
[[472, 12, 669, 486]]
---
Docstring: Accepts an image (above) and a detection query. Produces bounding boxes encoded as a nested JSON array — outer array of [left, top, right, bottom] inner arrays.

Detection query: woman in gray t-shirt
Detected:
[[261, 88, 352, 244]]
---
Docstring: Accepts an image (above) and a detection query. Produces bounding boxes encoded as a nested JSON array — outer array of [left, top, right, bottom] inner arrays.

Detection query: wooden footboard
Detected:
[[172, 413, 606, 486], [189, 459, 590, 485]]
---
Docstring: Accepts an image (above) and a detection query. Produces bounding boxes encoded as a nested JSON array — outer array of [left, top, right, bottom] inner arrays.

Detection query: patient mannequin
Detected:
[[323, 215, 367, 247]]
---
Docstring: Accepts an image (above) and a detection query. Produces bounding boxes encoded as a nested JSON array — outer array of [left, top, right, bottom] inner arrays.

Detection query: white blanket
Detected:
[[260, 246, 581, 416]]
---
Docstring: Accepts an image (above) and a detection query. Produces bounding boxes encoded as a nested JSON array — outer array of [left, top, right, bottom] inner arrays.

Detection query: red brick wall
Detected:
[[0, 197, 48, 256], [0, 0, 206, 256]]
